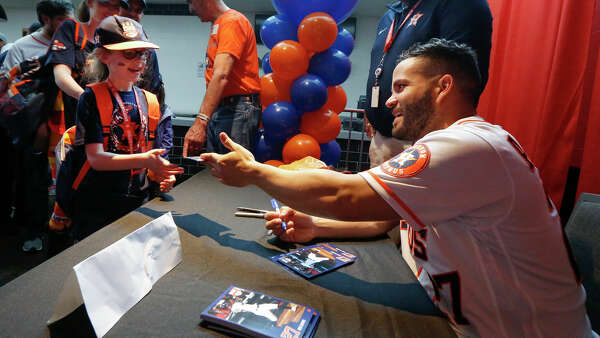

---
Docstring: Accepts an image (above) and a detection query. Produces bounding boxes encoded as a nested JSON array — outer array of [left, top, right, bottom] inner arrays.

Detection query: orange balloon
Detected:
[[264, 159, 284, 167], [260, 73, 292, 109], [297, 12, 338, 52], [300, 108, 341, 143], [282, 134, 321, 163], [323, 85, 347, 114], [270, 40, 309, 80]]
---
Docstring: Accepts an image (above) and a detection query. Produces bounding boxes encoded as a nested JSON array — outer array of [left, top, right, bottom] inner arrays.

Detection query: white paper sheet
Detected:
[[48, 212, 182, 337]]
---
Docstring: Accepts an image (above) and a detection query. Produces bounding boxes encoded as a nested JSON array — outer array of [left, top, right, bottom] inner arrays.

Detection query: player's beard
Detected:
[[391, 89, 435, 142]]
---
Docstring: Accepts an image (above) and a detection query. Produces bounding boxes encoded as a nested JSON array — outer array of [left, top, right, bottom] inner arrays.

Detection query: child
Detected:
[[60, 15, 183, 241]]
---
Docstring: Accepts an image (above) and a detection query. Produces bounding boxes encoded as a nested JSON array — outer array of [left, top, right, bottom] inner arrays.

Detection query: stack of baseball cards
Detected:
[[200, 286, 320, 338]]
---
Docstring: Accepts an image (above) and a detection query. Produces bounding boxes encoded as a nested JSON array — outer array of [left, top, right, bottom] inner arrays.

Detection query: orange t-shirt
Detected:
[[205, 10, 260, 98]]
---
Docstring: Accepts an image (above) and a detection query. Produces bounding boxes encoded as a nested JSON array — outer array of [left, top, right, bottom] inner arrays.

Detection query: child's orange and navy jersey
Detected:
[[74, 87, 150, 196], [359, 116, 596, 338], [204, 9, 260, 98]]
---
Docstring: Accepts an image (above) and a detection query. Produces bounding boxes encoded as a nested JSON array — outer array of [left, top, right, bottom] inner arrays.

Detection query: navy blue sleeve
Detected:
[[45, 20, 78, 69], [75, 88, 103, 146], [154, 114, 173, 159], [148, 50, 163, 95], [437, 0, 493, 86]]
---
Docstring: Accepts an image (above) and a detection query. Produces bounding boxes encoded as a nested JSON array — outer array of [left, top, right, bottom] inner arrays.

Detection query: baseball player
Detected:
[[201, 39, 597, 338]]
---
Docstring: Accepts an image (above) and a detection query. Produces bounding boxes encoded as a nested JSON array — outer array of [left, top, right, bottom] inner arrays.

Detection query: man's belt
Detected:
[[219, 93, 259, 106]]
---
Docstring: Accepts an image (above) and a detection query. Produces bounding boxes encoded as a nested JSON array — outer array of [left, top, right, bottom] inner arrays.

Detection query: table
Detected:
[[0, 171, 455, 337]]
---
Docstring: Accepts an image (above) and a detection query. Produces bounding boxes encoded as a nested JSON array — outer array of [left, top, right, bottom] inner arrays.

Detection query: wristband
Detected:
[[196, 113, 210, 121]]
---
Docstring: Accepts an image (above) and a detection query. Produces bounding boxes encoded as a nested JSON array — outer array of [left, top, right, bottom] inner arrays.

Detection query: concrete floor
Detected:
[[0, 224, 49, 287]]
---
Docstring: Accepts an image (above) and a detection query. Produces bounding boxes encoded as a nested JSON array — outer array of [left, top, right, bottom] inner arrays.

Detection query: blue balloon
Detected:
[[308, 48, 351, 86], [272, 0, 359, 25], [262, 51, 272, 74], [320, 140, 341, 166], [254, 133, 283, 162], [332, 28, 354, 56], [260, 14, 298, 49], [262, 101, 300, 143], [290, 74, 328, 112]]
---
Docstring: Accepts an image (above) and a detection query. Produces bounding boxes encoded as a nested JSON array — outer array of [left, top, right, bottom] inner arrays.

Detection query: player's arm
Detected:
[[53, 63, 85, 99], [183, 53, 235, 157], [201, 133, 399, 222], [265, 207, 398, 243]]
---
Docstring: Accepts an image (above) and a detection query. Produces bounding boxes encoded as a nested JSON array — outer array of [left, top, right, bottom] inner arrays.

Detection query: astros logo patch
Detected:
[[121, 21, 138, 39], [381, 144, 430, 177]]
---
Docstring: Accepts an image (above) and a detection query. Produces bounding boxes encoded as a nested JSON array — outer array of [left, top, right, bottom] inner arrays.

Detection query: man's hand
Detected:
[[265, 207, 317, 243], [144, 149, 184, 180], [183, 118, 208, 157], [200, 132, 258, 187]]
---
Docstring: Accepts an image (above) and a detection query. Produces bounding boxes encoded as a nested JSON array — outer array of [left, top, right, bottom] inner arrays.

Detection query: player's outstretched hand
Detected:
[[144, 149, 184, 180], [265, 207, 317, 243], [200, 132, 258, 187]]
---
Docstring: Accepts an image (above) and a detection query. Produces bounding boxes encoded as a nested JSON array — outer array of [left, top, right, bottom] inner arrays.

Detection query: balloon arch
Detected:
[[254, 0, 358, 167]]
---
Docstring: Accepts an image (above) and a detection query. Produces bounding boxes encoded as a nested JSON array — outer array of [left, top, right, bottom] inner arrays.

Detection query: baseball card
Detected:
[[271, 243, 357, 279]]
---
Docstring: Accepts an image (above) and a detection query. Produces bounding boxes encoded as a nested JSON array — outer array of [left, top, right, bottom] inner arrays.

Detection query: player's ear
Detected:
[[433, 74, 453, 104]]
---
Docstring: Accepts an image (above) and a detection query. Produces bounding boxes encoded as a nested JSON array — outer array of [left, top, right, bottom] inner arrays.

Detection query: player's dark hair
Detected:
[[398, 38, 483, 106], [36, 0, 74, 25]]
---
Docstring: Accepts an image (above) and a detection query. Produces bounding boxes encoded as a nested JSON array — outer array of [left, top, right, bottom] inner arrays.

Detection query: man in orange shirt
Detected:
[[184, 0, 261, 155]]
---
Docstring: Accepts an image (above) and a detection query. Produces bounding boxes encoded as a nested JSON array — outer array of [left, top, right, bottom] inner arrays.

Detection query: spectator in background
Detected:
[[0, 0, 74, 253], [183, 0, 261, 156], [365, 0, 492, 167], [1, 0, 74, 72]]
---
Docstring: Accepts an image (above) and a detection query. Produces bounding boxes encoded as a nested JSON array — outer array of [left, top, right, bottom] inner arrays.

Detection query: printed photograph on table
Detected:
[[272, 243, 357, 278], [201, 286, 320, 338]]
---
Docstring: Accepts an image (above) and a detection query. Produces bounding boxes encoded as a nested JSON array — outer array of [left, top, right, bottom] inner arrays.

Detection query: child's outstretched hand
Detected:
[[159, 175, 176, 192], [144, 149, 184, 180]]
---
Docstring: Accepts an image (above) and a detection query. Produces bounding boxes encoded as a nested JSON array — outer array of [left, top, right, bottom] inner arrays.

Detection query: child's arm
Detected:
[[85, 143, 184, 179], [54, 64, 85, 99]]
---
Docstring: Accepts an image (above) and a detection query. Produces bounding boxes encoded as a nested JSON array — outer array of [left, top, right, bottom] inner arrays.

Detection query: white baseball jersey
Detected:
[[359, 116, 597, 338], [0, 31, 50, 73]]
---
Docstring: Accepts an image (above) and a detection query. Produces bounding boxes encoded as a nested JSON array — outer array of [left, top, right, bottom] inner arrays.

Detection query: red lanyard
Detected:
[[106, 81, 147, 154], [384, 0, 424, 53]]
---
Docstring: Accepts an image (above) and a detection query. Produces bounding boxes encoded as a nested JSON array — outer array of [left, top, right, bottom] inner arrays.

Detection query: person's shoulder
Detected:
[[57, 18, 79, 30], [80, 86, 99, 104], [437, 0, 491, 15], [221, 9, 251, 24], [419, 118, 494, 152], [11, 34, 33, 47]]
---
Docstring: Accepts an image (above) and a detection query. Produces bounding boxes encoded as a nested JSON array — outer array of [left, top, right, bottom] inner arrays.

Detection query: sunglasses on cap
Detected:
[[120, 49, 149, 60]]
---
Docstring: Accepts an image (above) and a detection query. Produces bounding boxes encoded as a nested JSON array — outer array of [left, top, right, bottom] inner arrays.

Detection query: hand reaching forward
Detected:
[[144, 149, 184, 180], [200, 132, 258, 187], [264, 207, 317, 243]]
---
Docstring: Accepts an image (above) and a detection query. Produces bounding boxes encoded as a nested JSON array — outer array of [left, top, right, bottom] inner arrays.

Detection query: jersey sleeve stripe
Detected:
[[365, 171, 427, 229]]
